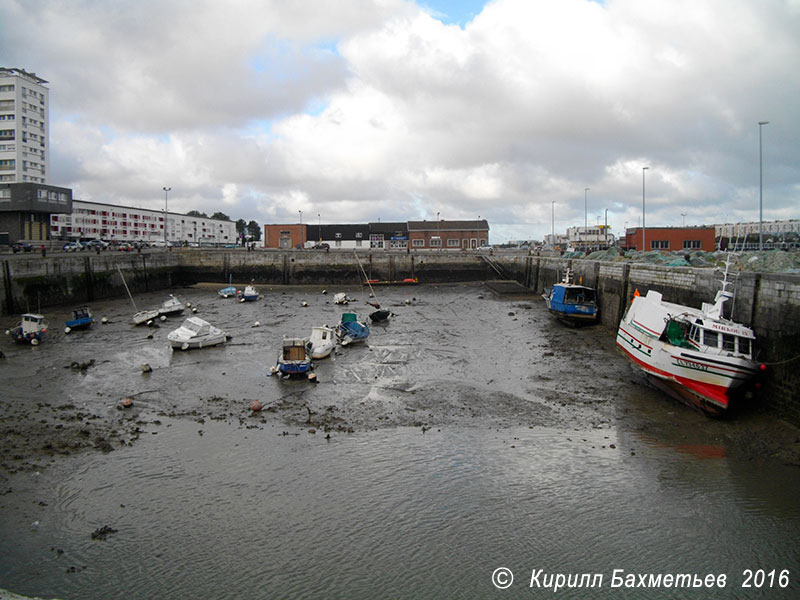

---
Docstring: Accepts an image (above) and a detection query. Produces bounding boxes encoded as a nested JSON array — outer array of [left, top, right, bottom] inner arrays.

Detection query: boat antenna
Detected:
[[117, 265, 138, 312], [354, 251, 379, 305]]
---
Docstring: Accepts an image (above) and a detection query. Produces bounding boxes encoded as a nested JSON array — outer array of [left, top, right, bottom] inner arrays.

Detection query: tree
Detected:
[[247, 220, 262, 242], [210, 211, 231, 221], [186, 210, 208, 218], [236, 219, 247, 245]]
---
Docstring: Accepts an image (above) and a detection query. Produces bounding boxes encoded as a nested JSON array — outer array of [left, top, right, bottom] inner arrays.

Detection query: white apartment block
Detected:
[[566, 225, 615, 248], [0, 68, 49, 184], [51, 200, 236, 245], [716, 220, 800, 239]]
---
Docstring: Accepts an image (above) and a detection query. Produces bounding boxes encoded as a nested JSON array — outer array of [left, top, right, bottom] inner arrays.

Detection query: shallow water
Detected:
[[1, 283, 799, 599]]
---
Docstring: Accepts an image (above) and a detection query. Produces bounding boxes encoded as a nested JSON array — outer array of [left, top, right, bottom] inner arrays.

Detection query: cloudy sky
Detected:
[[2, 0, 798, 242]]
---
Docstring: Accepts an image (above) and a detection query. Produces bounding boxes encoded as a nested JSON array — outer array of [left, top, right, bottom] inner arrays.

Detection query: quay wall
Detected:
[[2, 250, 798, 422]]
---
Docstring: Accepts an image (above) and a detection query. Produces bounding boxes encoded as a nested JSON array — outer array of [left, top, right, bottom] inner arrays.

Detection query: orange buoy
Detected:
[[250, 400, 262, 412]]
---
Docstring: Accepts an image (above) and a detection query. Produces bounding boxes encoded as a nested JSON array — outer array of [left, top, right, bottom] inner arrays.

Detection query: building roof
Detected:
[[368, 221, 408, 234], [407, 219, 489, 232]]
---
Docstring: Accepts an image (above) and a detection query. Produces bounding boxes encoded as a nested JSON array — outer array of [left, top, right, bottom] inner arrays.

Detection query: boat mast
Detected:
[[116, 266, 139, 312]]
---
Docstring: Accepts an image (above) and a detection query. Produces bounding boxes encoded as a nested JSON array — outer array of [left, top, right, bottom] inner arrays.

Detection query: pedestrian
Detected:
[[40, 244, 46, 257]]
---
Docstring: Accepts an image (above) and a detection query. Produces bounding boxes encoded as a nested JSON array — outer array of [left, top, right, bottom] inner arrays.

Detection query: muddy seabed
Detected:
[[2, 282, 798, 480]]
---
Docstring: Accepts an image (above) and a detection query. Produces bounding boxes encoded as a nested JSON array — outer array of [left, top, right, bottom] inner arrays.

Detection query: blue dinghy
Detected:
[[542, 269, 598, 325]]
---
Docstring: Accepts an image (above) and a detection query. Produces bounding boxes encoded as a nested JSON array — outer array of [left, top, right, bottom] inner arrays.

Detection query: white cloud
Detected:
[[1, 0, 798, 242]]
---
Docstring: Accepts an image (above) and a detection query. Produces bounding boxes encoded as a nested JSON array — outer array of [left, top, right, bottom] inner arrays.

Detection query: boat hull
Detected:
[[8, 327, 46, 344], [169, 334, 227, 350], [616, 322, 761, 416], [65, 318, 93, 330]]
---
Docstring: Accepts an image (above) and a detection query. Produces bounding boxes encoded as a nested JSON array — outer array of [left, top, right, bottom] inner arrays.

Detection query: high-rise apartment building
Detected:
[[0, 67, 50, 184]]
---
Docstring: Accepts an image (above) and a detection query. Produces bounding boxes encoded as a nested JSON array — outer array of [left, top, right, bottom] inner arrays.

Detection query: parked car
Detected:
[[12, 242, 33, 253], [312, 243, 330, 250], [116, 242, 133, 251], [62, 241, 84, 252], [85, 239, 109, 249]]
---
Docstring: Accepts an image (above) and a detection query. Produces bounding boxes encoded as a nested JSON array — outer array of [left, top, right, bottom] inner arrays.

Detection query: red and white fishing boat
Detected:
[[616, 261, 765, 416]]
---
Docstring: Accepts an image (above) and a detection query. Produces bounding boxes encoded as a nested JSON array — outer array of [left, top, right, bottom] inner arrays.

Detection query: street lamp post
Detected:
[[551, 201, 555, 238], [642, 167, 649, 252], [436, 211, 440, 250], [584, 188, 589, 229], [758, 121, 769, 251], [604, 208, 608, 247], [162, 187, 171, 248], [317, 213, 321, 243], [681, 212, 686, 227], [299, 210, 302, 224]]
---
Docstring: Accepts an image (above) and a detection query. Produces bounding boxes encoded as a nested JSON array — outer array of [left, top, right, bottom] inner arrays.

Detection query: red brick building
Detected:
[[263, 223, 307, 249], [407, 219, 489, 250], [624, 226, 716, 252]]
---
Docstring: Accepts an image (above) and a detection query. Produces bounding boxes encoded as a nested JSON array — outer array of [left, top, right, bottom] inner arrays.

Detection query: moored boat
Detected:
[[158, 295, 185, 317], [307, 325, 336, 359], [616, 268, 765, 416], [238, 284, 259, 302], [275, 337, 313, 376], [218, 275, 237, 298], [6, 313, 48, 345], [65, 306, 94, 332], [542, 269, 598, 324], [167, 316, 227, 350], [337, 312, 369, 346]]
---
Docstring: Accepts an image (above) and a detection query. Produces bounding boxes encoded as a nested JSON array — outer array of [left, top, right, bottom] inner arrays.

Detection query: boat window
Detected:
[[722, 334, 735, 352], [689, 325, 700, 343], [703, 329, 719, 348], [738, 337, 751, 357]]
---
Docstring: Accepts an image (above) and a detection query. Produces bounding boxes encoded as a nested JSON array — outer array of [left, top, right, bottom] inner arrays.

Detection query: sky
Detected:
[[2, 0, 798, 243]]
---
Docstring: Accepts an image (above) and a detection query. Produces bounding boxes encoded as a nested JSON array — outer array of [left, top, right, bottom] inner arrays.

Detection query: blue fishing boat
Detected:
[[274, 337, 313, 377], [542, 269, 598, 325], [65, 306, 94, 332], [238, 284, 259, 302], [6, 313, 48, 345], [337, 312, 370, 346]]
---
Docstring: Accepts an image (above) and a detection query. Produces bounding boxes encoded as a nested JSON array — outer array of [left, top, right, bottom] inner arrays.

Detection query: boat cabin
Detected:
[[282, 338, 307, 361], [21, 313, 46, 334], [184, 318, 210, 336], [552, 285, 596, 305], [660, 317, 754, 360]]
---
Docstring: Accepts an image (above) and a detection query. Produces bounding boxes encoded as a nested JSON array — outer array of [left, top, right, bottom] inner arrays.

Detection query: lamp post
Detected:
[[642, 167, 648, 252], [681, 212, 686, 227], [162, 187, 171, 248], [758, 121, 769, 251], [317, 213, 321, 243], [436, 211, 440, 250], [551, 201, 555, 238], [604, 208, 608, 247], [299, 210, 302, 224], [584, 188, 589, 229]]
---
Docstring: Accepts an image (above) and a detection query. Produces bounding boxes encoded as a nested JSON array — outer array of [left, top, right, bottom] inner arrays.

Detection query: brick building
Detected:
[[624, 226, 716, 252]]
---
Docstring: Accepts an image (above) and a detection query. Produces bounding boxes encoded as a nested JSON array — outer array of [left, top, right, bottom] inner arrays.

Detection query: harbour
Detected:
[[1, 282, 799, 599]]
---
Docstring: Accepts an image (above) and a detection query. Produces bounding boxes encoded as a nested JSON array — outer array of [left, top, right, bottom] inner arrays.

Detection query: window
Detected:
[[430, 237, 441, 247], [703, 329, 718, 348], [651, 240, 669, 249], [447, 238, 460, 247], [722, 334, 735, 352], [738, 337, 751, 357], [355, 232, 362, 238], [335, 232, 342, 239], [683, 240, 701, 249], [412, 239, 424, 247]]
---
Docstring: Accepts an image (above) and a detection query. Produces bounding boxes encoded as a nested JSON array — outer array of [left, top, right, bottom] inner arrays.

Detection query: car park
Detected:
[[62, 241, 84, 252], [12, 242, 34, 253]]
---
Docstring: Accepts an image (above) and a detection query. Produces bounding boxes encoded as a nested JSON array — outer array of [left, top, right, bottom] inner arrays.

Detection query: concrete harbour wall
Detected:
[[2, 250, 798, 422]]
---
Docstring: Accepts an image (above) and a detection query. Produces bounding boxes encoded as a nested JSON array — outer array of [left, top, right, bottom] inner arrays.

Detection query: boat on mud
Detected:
[[117, 266, 159, 325], [337, 312, 370, 346], [158, 295, 185, 317], [167, 316, 227, 350], [238, 284, 259, 302], [65, 306, 94, 332], [274, 337, 314, 377], [6, 313, 48, 345], [542, 269, 598, 324], [615, 260, 765, 416], [218, 275, 237, 298], [307, 325, 336, 359]]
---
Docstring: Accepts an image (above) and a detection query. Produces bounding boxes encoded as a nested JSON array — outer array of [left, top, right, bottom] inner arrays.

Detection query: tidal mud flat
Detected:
[[2, 283, 800, 600], [1, 282, 798, 483]]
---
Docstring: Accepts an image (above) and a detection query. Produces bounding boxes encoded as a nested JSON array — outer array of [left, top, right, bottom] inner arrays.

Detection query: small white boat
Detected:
[[132, 308, 160, 326], [6, 313, 48, 345], [167, 316, 227, 350], [307, 325, 336, 359], [333, 292, 349, 305], [158, 294, 185, 316]]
